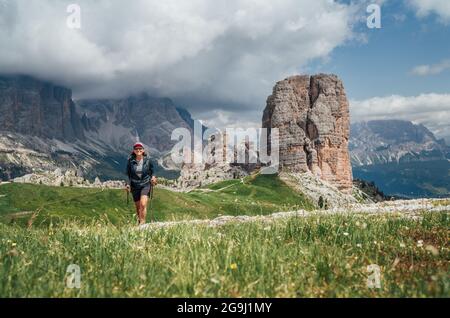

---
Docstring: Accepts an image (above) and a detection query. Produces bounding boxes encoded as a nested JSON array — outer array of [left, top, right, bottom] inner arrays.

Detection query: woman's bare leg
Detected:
[[134, 201, 140, 224], [139, 195, 148, 225]]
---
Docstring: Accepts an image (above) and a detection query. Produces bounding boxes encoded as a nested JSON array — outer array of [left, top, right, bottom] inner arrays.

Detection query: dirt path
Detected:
[[139, 198, 450, 230]]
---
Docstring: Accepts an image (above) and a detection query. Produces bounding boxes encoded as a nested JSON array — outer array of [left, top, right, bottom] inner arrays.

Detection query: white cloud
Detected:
[[411, 59, 450, 76], [409, 0, 450, 24], [351, 93, 450, 142], [197, 109, 261, 130], [0, 0, 358, 116]]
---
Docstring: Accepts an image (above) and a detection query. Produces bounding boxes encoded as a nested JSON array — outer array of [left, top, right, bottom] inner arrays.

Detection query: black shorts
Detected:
[[131, 184, 151, 202]]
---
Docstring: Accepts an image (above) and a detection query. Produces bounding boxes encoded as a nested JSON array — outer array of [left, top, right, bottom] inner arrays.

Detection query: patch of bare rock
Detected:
[[139, 198, 449, 230]]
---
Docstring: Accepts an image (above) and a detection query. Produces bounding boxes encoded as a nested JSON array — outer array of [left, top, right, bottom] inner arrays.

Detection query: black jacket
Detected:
[[126, 154, 154, 189]]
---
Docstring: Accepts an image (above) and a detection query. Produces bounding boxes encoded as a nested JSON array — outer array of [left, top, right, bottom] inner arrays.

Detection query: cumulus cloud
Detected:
[[198, 108, 261, 130], [351, 94, 450, 142], [411, 59, 450, 76], [0, 0, 358, 126], [409, 0, 450, 24]]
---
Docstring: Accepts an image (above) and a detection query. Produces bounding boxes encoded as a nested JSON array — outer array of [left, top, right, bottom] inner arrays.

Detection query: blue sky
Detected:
[[318, 1, 450, 99], [307, 0, 450, 141]]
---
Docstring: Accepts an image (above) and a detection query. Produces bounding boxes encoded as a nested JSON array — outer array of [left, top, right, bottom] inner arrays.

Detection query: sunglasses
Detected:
[[134, 148, 144, 151]]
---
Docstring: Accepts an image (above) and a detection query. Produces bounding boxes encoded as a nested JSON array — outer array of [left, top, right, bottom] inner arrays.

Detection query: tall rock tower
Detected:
[[262, 74, 353, 194]]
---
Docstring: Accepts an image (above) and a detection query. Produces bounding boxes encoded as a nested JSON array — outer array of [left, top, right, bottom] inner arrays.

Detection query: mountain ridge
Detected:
[[350, 119, 450, 198], [0, 74, 200, 180], [350, 119, 449, 166]]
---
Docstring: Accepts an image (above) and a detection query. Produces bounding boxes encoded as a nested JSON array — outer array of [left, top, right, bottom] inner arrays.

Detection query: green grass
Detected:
[[0, 212, 448, 297], [1, 174, 447, 297], [0, 173, 314, 227]]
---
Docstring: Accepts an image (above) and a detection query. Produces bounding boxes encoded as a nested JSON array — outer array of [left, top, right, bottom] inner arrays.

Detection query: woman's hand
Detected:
[[151, 176, 157, 186], [125, 185, 130, 192]]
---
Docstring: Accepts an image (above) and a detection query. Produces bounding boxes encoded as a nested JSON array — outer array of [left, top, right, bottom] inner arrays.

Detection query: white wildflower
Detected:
[[425, 245, 439, 256]]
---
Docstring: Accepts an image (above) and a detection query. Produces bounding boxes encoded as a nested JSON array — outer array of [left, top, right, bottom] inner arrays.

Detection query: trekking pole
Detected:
[[126, 184, 130, 205], [149, 185, 154, 222]]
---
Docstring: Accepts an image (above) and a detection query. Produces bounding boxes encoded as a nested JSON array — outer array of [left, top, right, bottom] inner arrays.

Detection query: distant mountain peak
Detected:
[[0, 74, 201, 180], [350, 119, 449, 166]]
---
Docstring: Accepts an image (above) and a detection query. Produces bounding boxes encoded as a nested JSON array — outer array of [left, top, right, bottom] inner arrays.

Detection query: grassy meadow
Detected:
[[0, 174, 314, 227], [0, 211, 448, 297], [0, 174, 448, 297]]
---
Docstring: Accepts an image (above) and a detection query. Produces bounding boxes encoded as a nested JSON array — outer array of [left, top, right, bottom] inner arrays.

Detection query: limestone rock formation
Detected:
[[262, 74, 353, 193], [0, 75, 85, 141], [279, 171, 356, 208], [12, 168, 125, 189], [176, 132, 258, 190], [77, 94, 202, 154], [0, 74, 204, 180]]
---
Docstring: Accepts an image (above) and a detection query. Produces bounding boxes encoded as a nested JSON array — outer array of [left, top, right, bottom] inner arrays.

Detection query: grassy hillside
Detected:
[[0, 211, 448, 297], [0, 173, 314, 227]]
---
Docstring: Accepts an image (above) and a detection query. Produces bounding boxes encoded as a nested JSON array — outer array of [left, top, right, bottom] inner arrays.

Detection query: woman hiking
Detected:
[[126, 142, 157, 225]]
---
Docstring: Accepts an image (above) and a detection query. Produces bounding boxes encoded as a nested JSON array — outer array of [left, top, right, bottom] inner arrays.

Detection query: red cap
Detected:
[[133, 142, 144, 149]]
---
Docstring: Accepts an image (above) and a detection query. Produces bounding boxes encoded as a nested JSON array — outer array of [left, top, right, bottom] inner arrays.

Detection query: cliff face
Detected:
[[0, 75, 201, 180], [77, 94, 199, 155], [262, 74, 353, 194], [0, 75, 85, 141]]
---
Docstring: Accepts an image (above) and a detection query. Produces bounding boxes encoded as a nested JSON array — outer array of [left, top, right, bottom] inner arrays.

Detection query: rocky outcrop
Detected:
[[353, 179, 389, 203], [139, 198, 450, 229], [13, 168, 126, 189], [262, 74, 353, 194], [176, 132, 258, 190], [279, 172, 356, 208], [178, 161, 249, 190]]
